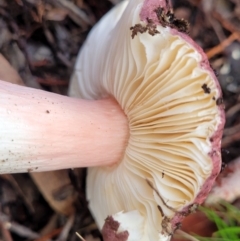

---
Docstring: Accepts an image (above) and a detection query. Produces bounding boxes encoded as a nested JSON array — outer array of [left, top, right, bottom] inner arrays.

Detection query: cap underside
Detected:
[[69, 0, 224, 239]]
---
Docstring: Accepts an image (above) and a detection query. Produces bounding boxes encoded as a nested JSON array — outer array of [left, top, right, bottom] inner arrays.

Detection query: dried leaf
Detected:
[[45, 8, 68, 21], [0, 54, 24, 85]]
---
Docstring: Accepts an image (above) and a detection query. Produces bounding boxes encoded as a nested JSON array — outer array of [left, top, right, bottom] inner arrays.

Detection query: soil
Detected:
[[0, 0, 240, 240]]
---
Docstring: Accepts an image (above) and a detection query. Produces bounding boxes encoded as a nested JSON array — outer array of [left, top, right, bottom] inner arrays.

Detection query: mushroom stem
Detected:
[[0, 80, 129, 173]]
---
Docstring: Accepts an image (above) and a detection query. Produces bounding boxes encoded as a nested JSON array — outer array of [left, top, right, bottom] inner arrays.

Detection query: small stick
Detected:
[[213, 11, 240, 40], [206, 33, 238, 59], [76, 232, 86, 241]]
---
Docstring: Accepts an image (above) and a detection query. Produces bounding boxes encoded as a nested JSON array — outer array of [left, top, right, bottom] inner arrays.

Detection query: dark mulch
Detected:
[[0, 0, 240, 240]]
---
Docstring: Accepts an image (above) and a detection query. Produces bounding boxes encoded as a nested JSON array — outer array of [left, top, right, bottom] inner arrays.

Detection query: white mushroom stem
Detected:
[[206, 156, 240, 204], [0, 80, 129, 173]]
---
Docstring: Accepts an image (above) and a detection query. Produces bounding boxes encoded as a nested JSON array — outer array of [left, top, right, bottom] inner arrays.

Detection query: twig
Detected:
[[213, 11, 240, 40], [33, 228, 62, 241], [224, 122, 240, 136], [43, 24, 72, 68], [0, 212, 40, 239], [39, 214, 58, 237], [36, 77, 68, 86], [206, 33, 238, 59], [0, 174, 35, 214], [222, 131, 240, 148], [226, 103, 240, 118], [0, 8, 33, 70], [56, 0, 94, 26], [205, 10, 240, 58], [0, 221, 13, 241], [76, 232, 86, 241], [56, 214, 75, 241]]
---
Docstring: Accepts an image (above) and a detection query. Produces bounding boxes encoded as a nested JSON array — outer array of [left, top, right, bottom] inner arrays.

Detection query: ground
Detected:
[[0, 0, 240, 240]]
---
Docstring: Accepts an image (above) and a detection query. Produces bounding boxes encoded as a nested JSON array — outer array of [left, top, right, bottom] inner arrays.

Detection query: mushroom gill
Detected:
[[69, 0, 225, 240]]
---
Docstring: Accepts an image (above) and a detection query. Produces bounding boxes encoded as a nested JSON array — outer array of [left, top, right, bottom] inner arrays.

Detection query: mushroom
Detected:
[[0, 0, 225, 241], [69, 0, 225, 240], [0, 80, 129, 173]]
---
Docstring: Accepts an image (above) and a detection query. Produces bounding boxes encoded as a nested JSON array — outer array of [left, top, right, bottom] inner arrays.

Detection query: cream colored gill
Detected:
[[69, 0, 221, 240]]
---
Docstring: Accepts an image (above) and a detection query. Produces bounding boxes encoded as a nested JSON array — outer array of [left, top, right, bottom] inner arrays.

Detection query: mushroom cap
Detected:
[[69, 0, 225, 240]]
